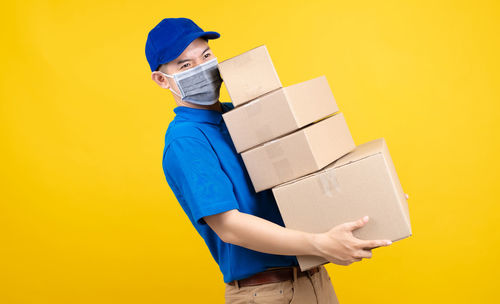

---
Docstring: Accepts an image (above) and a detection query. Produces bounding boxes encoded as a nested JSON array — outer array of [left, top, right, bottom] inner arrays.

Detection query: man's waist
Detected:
[[228, 266, 321, 288]]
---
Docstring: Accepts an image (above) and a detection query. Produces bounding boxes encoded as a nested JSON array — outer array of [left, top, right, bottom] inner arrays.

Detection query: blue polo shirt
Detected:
[[162, 102, 298, 283]]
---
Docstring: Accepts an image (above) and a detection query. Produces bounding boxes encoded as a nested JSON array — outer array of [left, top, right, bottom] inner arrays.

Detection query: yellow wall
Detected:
[[1, 0, 499, 303]]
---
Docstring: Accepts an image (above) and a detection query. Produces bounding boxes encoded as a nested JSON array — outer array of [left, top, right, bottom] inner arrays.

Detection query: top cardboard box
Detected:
[[272, 138, 412, 270], [218, 45, 282, 107], [223, 76, 339, 153]]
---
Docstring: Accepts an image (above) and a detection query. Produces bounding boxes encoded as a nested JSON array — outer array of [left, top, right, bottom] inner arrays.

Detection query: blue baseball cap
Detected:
[[145, 18, 220, 72]]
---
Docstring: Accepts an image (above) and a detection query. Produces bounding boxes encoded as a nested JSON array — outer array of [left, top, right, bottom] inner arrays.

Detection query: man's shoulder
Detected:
[[165, 102, 233, 145], [164, 120, 209, 149]]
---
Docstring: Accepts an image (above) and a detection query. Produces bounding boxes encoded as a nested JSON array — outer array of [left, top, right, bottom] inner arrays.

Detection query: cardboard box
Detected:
[[272, 138, 412, 271], [223, 76, 339, 153], [218, 45, 282, 107], [241, 113, 355, 192]]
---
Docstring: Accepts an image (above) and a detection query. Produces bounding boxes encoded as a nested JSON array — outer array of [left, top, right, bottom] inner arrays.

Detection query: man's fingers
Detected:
[[344, 216, 369, 231], [354, 250, 373, 259], [331, 259, 351, 266], [359, 239, 392, 249]]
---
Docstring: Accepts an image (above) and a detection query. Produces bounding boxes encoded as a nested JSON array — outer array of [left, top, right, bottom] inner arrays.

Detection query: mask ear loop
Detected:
[[158, 71, 183, 98], [168, 88, 182, 98]]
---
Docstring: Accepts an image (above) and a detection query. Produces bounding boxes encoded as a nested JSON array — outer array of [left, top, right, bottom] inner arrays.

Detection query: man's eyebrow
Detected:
[[176, 58, 191, 65], [201, 47, 210, 54]]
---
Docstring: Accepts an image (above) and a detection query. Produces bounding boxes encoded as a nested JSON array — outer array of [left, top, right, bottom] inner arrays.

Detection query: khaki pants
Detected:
[[225, 266, 339, 304]]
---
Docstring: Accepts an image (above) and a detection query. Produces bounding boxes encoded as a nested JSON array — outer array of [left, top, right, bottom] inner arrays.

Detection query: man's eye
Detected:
[[204, 53, 211, 58], [180, 63, 190, 69]]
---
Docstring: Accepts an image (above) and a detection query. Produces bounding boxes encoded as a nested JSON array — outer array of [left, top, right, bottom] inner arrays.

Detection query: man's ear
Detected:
[[151, 71, 171, 89]]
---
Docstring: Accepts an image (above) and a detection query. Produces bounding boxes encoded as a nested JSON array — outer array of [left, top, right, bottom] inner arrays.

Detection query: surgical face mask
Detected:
[[159, 58, 223, 106]]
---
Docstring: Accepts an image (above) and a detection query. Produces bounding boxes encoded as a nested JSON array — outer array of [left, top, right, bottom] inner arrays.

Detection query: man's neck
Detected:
[[175, 99, 222, 112]]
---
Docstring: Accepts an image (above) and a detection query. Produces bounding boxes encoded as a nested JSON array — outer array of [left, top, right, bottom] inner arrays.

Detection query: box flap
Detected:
[[330, 138, 386, 169]]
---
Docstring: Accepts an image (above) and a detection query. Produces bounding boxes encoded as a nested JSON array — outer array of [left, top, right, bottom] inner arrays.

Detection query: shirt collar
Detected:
[[173, 105, 226, 125]]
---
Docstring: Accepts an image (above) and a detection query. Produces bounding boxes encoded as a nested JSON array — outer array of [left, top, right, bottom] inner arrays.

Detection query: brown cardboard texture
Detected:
[[241, 113, 355, 192], [272, 138, 412, 271], [223, 76, 339, 153], [218, 45, 282, 107]]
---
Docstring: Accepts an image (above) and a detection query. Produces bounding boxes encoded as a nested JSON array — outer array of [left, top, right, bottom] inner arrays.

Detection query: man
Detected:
[[146, 18, 394, 303]]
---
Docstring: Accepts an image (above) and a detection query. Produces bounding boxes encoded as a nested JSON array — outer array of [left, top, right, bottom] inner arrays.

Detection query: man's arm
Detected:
[[165, 135, 407, 266], [204, 210, 393, 266]]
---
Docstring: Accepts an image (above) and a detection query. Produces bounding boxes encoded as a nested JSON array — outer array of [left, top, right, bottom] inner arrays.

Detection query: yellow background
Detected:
[[1, 0, 499, 303]]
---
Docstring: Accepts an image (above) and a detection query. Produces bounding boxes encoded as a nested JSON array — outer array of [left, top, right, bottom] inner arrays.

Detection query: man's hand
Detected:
[[312, 216, 392, 266], [313, 193, 409, 266], [312, 191, 410, 266]]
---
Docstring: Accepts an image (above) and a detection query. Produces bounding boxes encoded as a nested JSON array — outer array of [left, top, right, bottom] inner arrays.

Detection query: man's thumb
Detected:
[[345, 216, 369, 231]]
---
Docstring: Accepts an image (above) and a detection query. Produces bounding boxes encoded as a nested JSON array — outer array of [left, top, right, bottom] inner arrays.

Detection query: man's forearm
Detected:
[[204, 209, 322, 257]]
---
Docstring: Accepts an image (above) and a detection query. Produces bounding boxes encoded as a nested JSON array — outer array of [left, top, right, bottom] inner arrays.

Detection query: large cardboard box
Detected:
[[272, 138, 412, 271], [218, 45, 282, 107], [223, 76, 339, 153], [241, 113, 355, 192]]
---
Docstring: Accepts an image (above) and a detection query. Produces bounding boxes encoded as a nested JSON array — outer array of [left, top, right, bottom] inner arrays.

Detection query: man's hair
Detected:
[[155, 37, 209, 72], [155, 64, 164, 72]]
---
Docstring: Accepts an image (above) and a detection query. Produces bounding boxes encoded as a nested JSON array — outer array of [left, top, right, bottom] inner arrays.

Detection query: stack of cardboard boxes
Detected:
[[219, 45, 412, 271]]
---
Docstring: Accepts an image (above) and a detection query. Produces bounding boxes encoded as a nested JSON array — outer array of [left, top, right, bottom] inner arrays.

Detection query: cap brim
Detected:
[[200, 31, 220, 40]]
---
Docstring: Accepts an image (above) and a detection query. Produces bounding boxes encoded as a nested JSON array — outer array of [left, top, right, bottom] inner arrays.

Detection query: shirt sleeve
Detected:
[[163, 136, 239, 225]]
